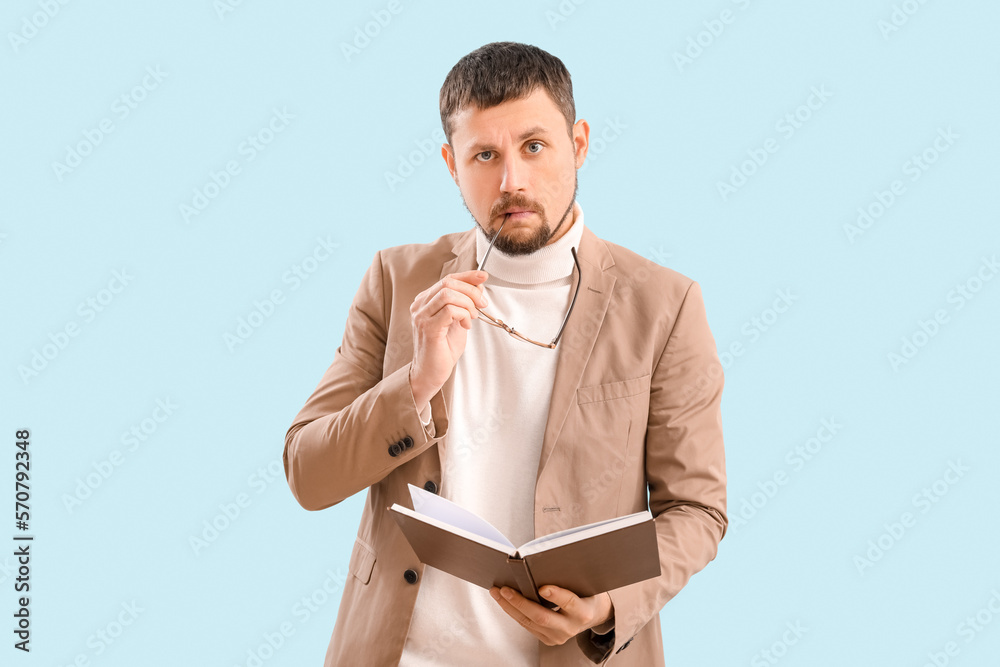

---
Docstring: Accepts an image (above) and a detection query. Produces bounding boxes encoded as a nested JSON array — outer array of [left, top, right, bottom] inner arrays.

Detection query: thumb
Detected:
[[539, 585, 579, 610]]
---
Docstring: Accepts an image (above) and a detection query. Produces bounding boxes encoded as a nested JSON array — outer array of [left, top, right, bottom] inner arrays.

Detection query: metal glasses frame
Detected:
[[474, 216, 581, 349]]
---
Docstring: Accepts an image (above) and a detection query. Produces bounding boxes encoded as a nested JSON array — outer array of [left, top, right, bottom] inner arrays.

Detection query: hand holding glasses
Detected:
[[475, 216, 581, 349]]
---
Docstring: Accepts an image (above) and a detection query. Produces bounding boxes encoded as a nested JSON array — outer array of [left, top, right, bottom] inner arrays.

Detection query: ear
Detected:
[[571, 119, 590, 169], [441, 143, 459, 186]]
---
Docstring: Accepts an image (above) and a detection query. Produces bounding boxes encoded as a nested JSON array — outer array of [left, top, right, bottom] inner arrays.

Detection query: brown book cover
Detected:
[[388, 484, 660, 607]]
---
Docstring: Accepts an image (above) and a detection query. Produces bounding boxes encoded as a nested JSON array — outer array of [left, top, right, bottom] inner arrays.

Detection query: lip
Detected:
[[501, 209, 535, 219]]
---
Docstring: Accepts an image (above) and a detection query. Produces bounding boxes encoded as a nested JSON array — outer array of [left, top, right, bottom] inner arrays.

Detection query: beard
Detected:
[[466, 176, 578, 256]]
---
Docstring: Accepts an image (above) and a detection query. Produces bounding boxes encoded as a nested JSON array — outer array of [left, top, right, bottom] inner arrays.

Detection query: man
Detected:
[[283, 42, 727, 666]]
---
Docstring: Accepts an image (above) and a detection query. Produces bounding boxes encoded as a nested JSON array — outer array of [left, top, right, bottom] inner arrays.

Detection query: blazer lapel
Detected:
[[536, 226, 616, 478]]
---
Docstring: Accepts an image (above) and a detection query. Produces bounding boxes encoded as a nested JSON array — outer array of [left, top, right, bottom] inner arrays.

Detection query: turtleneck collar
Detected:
[[474, 201, 584, 285]]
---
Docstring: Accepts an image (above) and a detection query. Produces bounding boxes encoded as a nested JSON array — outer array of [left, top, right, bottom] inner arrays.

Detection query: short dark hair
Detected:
[[439, 42, 576, 145]]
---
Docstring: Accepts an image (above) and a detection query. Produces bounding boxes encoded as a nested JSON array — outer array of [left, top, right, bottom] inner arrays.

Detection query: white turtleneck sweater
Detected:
[[398, 203, 585, 666]]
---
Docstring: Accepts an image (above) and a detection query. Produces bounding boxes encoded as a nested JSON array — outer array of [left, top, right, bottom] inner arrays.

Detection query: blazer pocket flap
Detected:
[[349, 537, 376, 585], [577, 374, 651, 405]]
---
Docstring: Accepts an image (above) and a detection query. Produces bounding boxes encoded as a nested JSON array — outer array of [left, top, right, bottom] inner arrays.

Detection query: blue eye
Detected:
[[477, 151, 493, 161], [527, 142, 542, 153]]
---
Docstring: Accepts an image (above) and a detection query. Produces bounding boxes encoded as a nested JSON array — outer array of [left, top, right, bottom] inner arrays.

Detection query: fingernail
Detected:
[[501, 588, 513, 600]]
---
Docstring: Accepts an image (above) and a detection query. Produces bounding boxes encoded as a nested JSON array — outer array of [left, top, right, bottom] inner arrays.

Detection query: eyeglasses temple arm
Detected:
[[477, 216, 507, 271], [549, 246, 582, 347]]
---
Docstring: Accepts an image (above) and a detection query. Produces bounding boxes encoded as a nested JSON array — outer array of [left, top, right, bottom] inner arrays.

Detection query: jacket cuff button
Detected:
[[403, 435, 414, 449], [388, 442, 402, 457], [423, 480, 437, 494], [403, 569, 418, 584]]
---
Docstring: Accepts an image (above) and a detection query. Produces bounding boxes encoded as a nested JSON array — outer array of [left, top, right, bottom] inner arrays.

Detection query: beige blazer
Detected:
[[284, 224, 727, 666]]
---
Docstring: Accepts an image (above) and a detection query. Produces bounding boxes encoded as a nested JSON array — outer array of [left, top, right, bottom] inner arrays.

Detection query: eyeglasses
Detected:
[[475, 216, 581, 349]]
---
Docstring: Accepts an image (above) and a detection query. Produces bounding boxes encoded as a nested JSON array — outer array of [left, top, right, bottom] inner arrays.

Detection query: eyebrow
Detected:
[[465, 126, 550, 153]]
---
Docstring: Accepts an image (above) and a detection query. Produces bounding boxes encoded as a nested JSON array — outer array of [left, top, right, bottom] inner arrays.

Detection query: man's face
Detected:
[[442, 88, 589, 255]]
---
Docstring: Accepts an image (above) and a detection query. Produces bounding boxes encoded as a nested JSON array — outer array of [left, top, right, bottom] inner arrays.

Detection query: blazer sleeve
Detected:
[[587, 280, 728, 663], [283, 250, 449, 511]]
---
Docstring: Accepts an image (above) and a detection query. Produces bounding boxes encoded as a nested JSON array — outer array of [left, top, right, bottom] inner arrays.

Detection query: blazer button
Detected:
[[388, 442, 402, 457], [403, 435, 414, 449], [423, 480, 437, 494], [403, 569, 418, 584]]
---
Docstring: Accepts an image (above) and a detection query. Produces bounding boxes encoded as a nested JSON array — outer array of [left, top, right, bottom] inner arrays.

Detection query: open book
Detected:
[[388, 484, 660, 608]]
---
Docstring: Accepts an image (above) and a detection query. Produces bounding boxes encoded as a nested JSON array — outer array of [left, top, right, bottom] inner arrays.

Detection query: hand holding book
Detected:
[[490, 582, 614, 648]]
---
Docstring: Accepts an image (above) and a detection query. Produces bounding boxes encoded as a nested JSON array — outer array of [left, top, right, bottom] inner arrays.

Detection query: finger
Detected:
[[490, 587, 562, 644], [491, 587, 550, 641], [426, 304, 473, 332], [449, 269, 490, 285], [411, 272, 489, 314], [538, 585, 580, 616], [422, 288, 480, 324], [440, 274, 489, 308]]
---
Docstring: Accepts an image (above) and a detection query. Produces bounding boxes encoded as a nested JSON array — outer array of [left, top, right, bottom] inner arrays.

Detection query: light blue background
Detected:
[[2, 1, 998, 665]]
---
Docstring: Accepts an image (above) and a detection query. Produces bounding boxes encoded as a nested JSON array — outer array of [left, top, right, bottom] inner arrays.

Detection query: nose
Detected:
[[500, 154, 527, 193]]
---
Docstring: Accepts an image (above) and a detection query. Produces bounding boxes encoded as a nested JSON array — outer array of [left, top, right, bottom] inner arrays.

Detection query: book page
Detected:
[[390, 504, 516, 556], [406, 483, 514, 549], [517, 510, 651, 556]]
